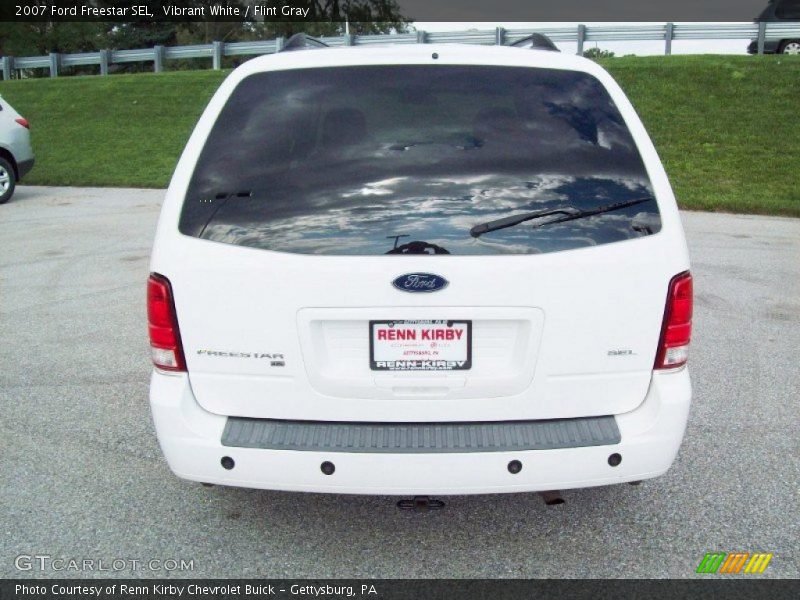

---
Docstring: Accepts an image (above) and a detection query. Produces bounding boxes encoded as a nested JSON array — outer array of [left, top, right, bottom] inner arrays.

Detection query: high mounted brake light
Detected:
[[147, 273, 186, 371], [655, 271, 693, 370]]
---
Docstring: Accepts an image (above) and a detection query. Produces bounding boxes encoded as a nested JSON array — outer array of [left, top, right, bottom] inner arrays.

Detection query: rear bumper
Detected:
[[149, 369, 691, 495], [17, 158, 34, 180]]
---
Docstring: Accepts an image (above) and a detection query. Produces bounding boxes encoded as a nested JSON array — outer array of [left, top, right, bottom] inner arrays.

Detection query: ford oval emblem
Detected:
[[392, 273, 449, 293]]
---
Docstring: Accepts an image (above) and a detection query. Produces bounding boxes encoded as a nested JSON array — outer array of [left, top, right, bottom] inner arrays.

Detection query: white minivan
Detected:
[[149, 39, 692, 496]]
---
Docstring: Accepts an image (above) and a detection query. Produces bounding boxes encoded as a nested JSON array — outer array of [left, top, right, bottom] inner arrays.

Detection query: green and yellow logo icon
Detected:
[[696, 552, 773, 574]]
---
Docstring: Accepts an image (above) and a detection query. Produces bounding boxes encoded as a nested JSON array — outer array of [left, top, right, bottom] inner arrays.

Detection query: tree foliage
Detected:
[[264, 0, 410, 37], [0, 0, 105, 55], [0, 0, 411, 58], [583, 47, 616, 59]]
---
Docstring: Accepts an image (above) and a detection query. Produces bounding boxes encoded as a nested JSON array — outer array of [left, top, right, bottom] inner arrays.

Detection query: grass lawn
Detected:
[[600, 55, 800, 217], [1, 55, 798, 216], [1, 69, 226, 188]]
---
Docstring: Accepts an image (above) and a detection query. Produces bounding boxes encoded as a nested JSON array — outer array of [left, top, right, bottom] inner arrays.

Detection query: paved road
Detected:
[[1, 187, 798, 579]]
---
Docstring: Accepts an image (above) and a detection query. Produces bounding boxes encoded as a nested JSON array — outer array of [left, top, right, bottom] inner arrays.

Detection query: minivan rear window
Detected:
[[180, 65, 660, 255]]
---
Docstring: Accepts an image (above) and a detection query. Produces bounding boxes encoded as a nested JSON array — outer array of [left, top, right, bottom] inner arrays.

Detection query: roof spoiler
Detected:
[[508, 33, 560, 52], [280, 33, 329, 52]]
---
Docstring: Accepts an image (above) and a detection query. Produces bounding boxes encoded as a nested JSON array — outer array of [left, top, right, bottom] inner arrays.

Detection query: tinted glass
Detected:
[[180, 65, 660, 255], [776, 0, 800, 18]]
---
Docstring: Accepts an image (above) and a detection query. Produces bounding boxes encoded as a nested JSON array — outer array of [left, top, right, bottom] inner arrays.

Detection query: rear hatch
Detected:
[[155, 50, 686, 423]]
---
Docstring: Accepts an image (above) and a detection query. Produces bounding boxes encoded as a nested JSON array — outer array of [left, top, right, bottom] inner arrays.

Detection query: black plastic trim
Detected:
[[221, 415, 621, 453]]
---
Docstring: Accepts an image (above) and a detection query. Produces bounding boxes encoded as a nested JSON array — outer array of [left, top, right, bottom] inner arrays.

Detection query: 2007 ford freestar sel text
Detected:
[[148, 36, 693, 496]]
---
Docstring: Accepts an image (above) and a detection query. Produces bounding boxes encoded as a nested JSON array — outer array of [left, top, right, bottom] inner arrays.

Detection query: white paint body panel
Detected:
[[150, 368, 691, 494], [149, 44, 691, 493], [0, 95, 34, 171]]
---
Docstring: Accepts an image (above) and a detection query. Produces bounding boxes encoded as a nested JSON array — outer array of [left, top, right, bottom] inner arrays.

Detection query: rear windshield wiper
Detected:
[[197, 190, 253, 238], [469, 196, 655, 238]]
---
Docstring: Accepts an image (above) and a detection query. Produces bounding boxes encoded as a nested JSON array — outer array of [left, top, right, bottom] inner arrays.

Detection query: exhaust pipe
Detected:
[[397, 496, 445, 511], [539, 490, 565, 505]]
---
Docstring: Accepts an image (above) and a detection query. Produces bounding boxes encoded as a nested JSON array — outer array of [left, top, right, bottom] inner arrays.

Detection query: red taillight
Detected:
[[14, 117, 29, 129], [655, 271, 693, 370], [147, 273, 186, 372]]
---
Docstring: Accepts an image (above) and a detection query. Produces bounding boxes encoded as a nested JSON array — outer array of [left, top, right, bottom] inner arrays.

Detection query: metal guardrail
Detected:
[[2, 22, 799, 79]]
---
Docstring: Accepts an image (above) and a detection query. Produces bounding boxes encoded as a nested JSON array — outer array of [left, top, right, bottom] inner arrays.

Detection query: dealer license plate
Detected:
[[369, 320, 472, 371]]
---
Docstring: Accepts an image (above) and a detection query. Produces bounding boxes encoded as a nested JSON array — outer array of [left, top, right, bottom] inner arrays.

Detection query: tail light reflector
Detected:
[[15, 117, 29, 129], [147, 273, 186, 372], [655, 271, 693, 369]]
